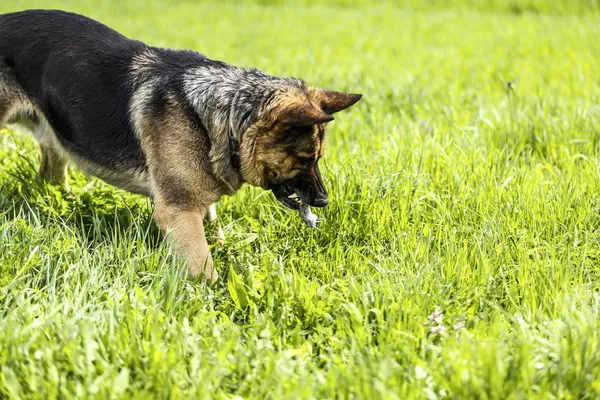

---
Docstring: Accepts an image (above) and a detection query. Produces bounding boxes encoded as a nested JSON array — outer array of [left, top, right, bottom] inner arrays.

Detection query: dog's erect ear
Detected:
[[311, 89, 362, 115], [275, 99, 334, 128]]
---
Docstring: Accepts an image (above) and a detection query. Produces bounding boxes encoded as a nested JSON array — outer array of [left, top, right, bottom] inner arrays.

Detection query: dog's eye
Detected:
[[297, 156, 314, 165]]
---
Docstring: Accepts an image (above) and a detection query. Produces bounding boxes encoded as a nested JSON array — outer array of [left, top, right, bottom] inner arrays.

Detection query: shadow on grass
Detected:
[[0, 158, 163, 251]]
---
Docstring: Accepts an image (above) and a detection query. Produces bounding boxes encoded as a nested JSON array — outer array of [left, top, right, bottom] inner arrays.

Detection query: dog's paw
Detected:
[[188, 256, 219, 286]]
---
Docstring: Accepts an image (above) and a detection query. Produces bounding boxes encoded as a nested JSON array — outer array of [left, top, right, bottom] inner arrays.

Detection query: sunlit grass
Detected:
[[1, 1, 600, 398]]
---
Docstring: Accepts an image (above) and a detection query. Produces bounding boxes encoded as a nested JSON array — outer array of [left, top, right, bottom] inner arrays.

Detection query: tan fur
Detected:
[[238, 91, 331, 189], [136, 97, 226, 283], [154, 204, 217, 284]]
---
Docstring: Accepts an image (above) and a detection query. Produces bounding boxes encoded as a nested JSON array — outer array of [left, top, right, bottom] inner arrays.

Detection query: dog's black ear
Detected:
[[312, 89, 362, 114], [275, 99, 334, 128]]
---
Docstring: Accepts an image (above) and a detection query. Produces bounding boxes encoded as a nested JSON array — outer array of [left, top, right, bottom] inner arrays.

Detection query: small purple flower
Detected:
[[430, 324, 447, 334], [428, 310, 444, 324]]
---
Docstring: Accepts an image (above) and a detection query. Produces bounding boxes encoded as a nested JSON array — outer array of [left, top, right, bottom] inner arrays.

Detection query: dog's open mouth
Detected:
[[275, 190, 319, 228], [271, 178, 329, 209], [271, 184, 306, 210], [276, 191, 305, 210], [271, 184, 321, 227]]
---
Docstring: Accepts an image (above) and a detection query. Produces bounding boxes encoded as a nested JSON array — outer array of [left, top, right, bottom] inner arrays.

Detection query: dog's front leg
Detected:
[[154, 201, 217, 285]]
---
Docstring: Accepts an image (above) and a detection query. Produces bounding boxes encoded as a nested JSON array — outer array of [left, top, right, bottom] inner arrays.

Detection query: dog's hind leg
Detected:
[[205, 203, 225, 245], [1, 63, 69, 188], [38, 144, 69, 187], [27, 116, 70, 188]]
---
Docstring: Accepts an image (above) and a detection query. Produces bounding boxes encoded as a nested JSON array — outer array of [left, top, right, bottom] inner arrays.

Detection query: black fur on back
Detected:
[[0, 9, 223, 171]]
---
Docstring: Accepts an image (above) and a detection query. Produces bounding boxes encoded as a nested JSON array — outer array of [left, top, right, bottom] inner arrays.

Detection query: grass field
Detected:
[[1, 0, 600, 398]]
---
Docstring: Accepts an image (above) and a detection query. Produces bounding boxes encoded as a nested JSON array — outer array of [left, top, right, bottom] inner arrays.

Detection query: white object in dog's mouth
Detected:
[[298, 204, 318, 228], [287, 193, 319, 228]]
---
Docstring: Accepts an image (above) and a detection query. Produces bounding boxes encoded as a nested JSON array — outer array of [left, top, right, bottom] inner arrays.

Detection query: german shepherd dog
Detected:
[[0, 10, 362, 284]]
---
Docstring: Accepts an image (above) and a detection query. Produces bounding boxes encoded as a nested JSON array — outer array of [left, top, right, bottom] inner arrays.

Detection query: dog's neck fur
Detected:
[[184, 64, 303, 195]]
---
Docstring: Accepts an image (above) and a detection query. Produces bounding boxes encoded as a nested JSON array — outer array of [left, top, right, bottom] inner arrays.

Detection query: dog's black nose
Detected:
[[312, 194, 329, 207]]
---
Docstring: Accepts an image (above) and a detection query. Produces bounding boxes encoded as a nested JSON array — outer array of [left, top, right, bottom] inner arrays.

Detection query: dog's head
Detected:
[[238, 85, 361, 209]]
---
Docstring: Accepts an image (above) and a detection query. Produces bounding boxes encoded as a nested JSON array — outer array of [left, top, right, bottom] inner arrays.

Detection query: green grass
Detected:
[[1, 0, 600, 398]]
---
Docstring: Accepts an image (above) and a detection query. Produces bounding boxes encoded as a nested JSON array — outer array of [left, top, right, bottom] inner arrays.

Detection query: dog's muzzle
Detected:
[[271, 165, 329, 209]]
